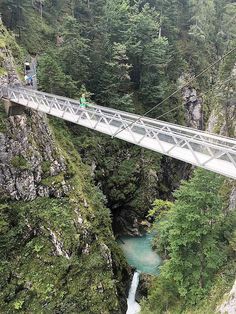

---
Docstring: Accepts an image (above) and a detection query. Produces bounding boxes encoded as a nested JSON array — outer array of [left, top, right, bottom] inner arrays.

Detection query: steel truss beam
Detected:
[[1, 86, 236, 179]]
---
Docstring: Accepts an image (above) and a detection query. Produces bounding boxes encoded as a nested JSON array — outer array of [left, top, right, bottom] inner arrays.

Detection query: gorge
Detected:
[[0, 1, 235, 313]]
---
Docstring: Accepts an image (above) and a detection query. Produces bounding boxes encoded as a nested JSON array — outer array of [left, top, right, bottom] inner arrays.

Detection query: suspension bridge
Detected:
[[0, 85, 236, 180]]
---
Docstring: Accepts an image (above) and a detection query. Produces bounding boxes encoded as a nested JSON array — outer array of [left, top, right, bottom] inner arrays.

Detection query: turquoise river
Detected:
[[118, 233, 161, 275]]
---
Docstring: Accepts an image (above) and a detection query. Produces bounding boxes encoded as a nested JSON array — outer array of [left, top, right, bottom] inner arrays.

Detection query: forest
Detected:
[[0, 0, 235, 313]]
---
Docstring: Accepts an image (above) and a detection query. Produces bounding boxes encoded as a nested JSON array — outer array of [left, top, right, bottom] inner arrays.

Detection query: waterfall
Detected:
[[126, 272, 141, 314]]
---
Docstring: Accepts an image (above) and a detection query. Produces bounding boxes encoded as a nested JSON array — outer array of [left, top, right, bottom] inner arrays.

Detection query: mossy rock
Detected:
[[0, 103, 7, 133], [41, 172, 65, 186], [10, 155, 31, 170]]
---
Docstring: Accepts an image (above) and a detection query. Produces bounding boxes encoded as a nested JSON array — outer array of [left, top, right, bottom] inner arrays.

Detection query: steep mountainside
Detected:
[[0, 23, 129, 314], [0, 0, 235, 313]]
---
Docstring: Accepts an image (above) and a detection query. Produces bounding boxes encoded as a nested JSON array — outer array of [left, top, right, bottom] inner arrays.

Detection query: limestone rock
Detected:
[[0, 111, 69, 201], [207, 62, 236, 137], [229, 187, 236, 211], [182, 86, 203, 129], [100, 243, 113, 270], [218, 279, 236, 314]]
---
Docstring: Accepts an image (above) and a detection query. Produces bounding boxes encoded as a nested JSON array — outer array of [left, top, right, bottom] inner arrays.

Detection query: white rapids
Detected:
[[126, 272, 141, 314]]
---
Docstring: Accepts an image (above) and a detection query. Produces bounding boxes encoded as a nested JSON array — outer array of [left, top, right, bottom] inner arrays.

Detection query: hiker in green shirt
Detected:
[[80, 93, 87, 108]]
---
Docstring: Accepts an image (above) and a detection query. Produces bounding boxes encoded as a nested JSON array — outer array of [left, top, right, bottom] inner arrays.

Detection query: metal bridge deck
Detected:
[[1, 86, 236, 179]]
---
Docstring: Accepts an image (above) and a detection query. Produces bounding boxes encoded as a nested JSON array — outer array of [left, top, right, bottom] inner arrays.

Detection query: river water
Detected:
[[118, 233, 161, 314], [119, 233, 161, 275], [126, 272, 141, 314]]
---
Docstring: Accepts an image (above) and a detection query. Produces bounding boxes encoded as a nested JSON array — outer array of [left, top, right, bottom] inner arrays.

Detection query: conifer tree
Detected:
[[154, 169, 226, 302], [58, 16, 90, 85], [98, 42, 135, 112], [38, 54, 77, 97]]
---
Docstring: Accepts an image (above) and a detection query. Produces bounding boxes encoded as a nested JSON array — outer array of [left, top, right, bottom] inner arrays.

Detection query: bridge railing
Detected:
[[1, 86, 236, 177]]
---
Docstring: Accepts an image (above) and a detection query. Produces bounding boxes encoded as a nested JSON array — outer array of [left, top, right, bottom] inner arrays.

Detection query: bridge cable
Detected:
[[112, 46, 236, 138]]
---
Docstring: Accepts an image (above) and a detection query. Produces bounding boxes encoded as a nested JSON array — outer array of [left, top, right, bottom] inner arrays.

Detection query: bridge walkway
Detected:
[[0, 86, 235, 179]]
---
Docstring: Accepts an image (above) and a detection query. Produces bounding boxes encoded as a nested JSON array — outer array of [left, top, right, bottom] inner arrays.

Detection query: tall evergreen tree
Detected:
[[103, 0, 131, 43], [98, 42, 135, 112], [58, 16, 90, 86], [38, 54, 77, 97], [155, 169, 226, 302], [140, 36, 171, 108]]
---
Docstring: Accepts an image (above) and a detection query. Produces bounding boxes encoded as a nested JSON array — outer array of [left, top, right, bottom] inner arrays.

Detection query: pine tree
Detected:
[[126, 3, 175, 117], [38, 54, 77, 97], [98, 42, 135, 112], [159, 169, 225, 302], [140, 36, 171, 109], [103, 0, 131, 43], [58, 16, 90, 86], [142, 169, 235, 313]]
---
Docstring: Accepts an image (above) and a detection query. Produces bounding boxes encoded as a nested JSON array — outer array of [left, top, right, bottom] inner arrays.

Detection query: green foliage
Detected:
[[140, 37, 171, 107], [41, 172, 65, 186], [38, 54, 78, 97], [0, 116, 126, 313], [10, 155, 30, 170], [142, 169, 236, 312], [13, 300, 24, 310], [141, 274, 181, 314], [148, 199, 173, 219], [58, 16, 90, 85], [0, 22, 24, 75], [41, 160, 51, 174], [189, 0, 217, 43], [97, 42, 135, 112], [162, 170, 225, 301], [0, 0, 55, 53], [0, 103, 7, 133], [103, 0, 130, 43]]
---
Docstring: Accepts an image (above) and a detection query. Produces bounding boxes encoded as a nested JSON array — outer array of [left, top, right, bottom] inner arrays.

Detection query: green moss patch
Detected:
[[10, 155, 31, 170]]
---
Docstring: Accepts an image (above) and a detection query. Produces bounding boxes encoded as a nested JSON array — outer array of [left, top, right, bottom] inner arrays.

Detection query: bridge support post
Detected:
[[3, 99, 25, 116]]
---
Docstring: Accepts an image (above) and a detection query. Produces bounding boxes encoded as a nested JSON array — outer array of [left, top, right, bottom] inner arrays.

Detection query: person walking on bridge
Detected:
[[80, 93, 87, 108]]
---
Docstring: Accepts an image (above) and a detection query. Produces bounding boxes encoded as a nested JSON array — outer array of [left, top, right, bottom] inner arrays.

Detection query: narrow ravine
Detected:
[[119, 233, 162, 313], [127, 272, 141, 314], [119, 233, 161, 275]]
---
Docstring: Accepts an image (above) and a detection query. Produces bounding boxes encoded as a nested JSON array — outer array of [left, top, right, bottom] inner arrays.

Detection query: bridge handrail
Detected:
[[82, 108, 236, 152], [14, 87, 236, 145], [1, 86, 236, 155]]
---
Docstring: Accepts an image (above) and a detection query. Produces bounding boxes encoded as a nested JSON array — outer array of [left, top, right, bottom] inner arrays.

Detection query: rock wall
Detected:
[[0, 24, 129, 314], [182, 86, 203, 129], [208, 100, 236, 137], [208, 63, 236, 137], [0, 112, 69, 201], [0, 112, 69, 200], [0, 23, 69, 201], [218, 280, 236, 314]]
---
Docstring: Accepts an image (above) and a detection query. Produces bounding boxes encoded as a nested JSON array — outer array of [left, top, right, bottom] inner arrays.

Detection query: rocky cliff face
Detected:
[[208, 99, 236, 137], [182, 86, 203, 129], [208, 63, 236, 137], [0, 112, 69, 201], [218, 270, 236, 314], [0, 108, 128, 314], [0, 24, 129, 314]]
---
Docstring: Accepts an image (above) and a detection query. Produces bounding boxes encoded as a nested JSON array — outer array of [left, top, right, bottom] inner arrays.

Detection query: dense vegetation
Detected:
[[1, 0, 235, 226], [0, 0, 235, 313], [142, 169, 236, 313], [0, 23, 128, 313]]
